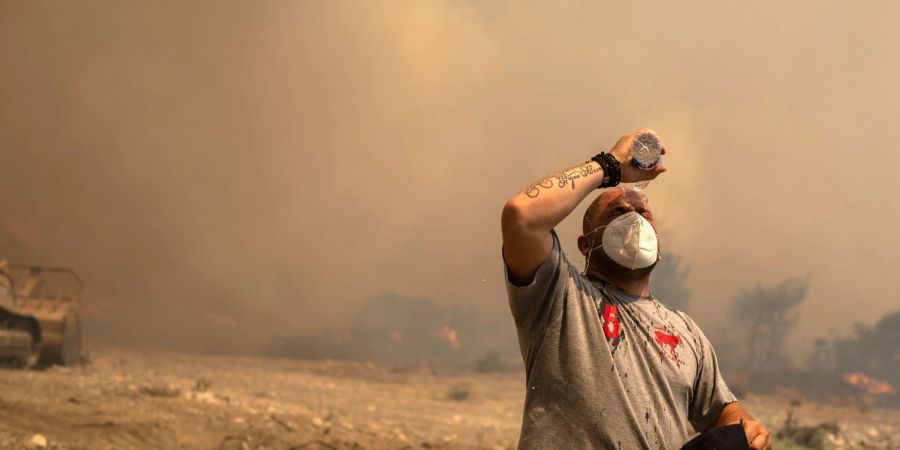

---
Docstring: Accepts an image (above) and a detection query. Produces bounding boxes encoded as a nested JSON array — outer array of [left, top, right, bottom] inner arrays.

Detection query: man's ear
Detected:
[[577, 235, 589, 256]]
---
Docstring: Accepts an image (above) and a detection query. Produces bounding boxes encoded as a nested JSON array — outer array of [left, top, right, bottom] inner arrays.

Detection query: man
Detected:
[[500, 129, 771, 449]]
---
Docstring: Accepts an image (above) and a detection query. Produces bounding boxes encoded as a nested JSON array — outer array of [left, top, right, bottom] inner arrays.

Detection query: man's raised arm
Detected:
[[500, 128, 667, 286]]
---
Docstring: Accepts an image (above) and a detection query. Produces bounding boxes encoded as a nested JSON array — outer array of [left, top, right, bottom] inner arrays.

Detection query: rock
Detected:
[[194, 391, 217, 404], [26, 434, 47, 448], [218, 435, 251, 450]]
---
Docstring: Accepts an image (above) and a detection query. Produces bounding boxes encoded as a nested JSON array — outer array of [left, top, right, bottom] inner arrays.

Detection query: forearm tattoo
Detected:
[[524, 163, 603, 198]]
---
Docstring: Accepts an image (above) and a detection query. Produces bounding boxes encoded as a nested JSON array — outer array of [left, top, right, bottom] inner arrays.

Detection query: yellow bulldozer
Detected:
[[0, 260, 84, 368]]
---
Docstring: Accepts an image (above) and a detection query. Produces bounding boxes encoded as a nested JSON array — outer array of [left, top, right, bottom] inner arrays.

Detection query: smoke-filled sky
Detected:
[[1, 1, 898, 355]]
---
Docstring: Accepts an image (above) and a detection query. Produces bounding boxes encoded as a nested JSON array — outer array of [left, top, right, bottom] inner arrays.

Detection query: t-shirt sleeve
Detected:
[[502, 229, 568, 348], [687, 319, 738, 432]]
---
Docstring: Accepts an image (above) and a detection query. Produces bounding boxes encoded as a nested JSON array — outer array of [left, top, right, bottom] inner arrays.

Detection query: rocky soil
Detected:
[[0, 347, 896, 449]]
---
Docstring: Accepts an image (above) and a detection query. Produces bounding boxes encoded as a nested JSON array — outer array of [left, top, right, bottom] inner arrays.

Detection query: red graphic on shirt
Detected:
[[654, 327, 684, 365], [601, 304, 621, 339]]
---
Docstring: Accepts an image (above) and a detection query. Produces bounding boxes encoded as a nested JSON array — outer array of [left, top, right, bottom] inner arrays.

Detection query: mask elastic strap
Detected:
[[581, 222, 610, 275], [582, 230, 601, 276]]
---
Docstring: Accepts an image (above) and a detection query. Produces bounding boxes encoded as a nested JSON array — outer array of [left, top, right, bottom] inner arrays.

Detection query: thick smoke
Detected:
[[1, 1, 899, 357]]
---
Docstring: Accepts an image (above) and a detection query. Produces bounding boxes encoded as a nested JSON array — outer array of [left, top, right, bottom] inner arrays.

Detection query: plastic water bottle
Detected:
[[630, 131, 662, 191]]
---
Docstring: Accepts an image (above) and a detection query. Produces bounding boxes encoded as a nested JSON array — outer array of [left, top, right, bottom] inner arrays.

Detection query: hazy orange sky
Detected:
[[1, 1, 898, 355]]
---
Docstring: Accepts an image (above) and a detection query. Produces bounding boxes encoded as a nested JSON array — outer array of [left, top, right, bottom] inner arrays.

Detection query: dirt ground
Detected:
[[0, 347, 896, 450]]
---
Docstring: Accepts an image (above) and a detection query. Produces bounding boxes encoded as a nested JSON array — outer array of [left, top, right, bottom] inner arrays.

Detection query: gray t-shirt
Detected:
[[503, 229, 736, 449]]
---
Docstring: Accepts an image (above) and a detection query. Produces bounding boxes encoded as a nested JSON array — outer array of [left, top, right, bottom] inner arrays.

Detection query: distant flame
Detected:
[[441, 325, 459, 349], [843, 372, 895, 395]]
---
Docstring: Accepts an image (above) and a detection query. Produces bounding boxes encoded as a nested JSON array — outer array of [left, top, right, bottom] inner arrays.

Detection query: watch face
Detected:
[[632, 132, 661, 169]]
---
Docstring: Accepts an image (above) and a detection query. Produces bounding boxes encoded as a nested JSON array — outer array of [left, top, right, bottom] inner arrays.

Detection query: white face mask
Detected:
[[584, 211, 659, 271]]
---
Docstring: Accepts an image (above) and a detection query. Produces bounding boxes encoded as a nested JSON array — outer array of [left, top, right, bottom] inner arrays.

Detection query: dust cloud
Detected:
[[1, 1, 898, 358]]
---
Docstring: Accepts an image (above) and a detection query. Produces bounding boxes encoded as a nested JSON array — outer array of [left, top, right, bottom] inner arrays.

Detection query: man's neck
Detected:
[[587, 270, 651, 297]]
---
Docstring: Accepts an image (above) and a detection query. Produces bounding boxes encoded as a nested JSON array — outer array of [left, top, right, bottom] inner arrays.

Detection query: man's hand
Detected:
[[713, 402, 771, 450], [736, 418, 772, 450], [608, 128, 668, 183]]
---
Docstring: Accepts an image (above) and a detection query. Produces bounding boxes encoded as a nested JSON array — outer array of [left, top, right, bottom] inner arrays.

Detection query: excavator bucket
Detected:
[[7, 265, 84, 367]]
